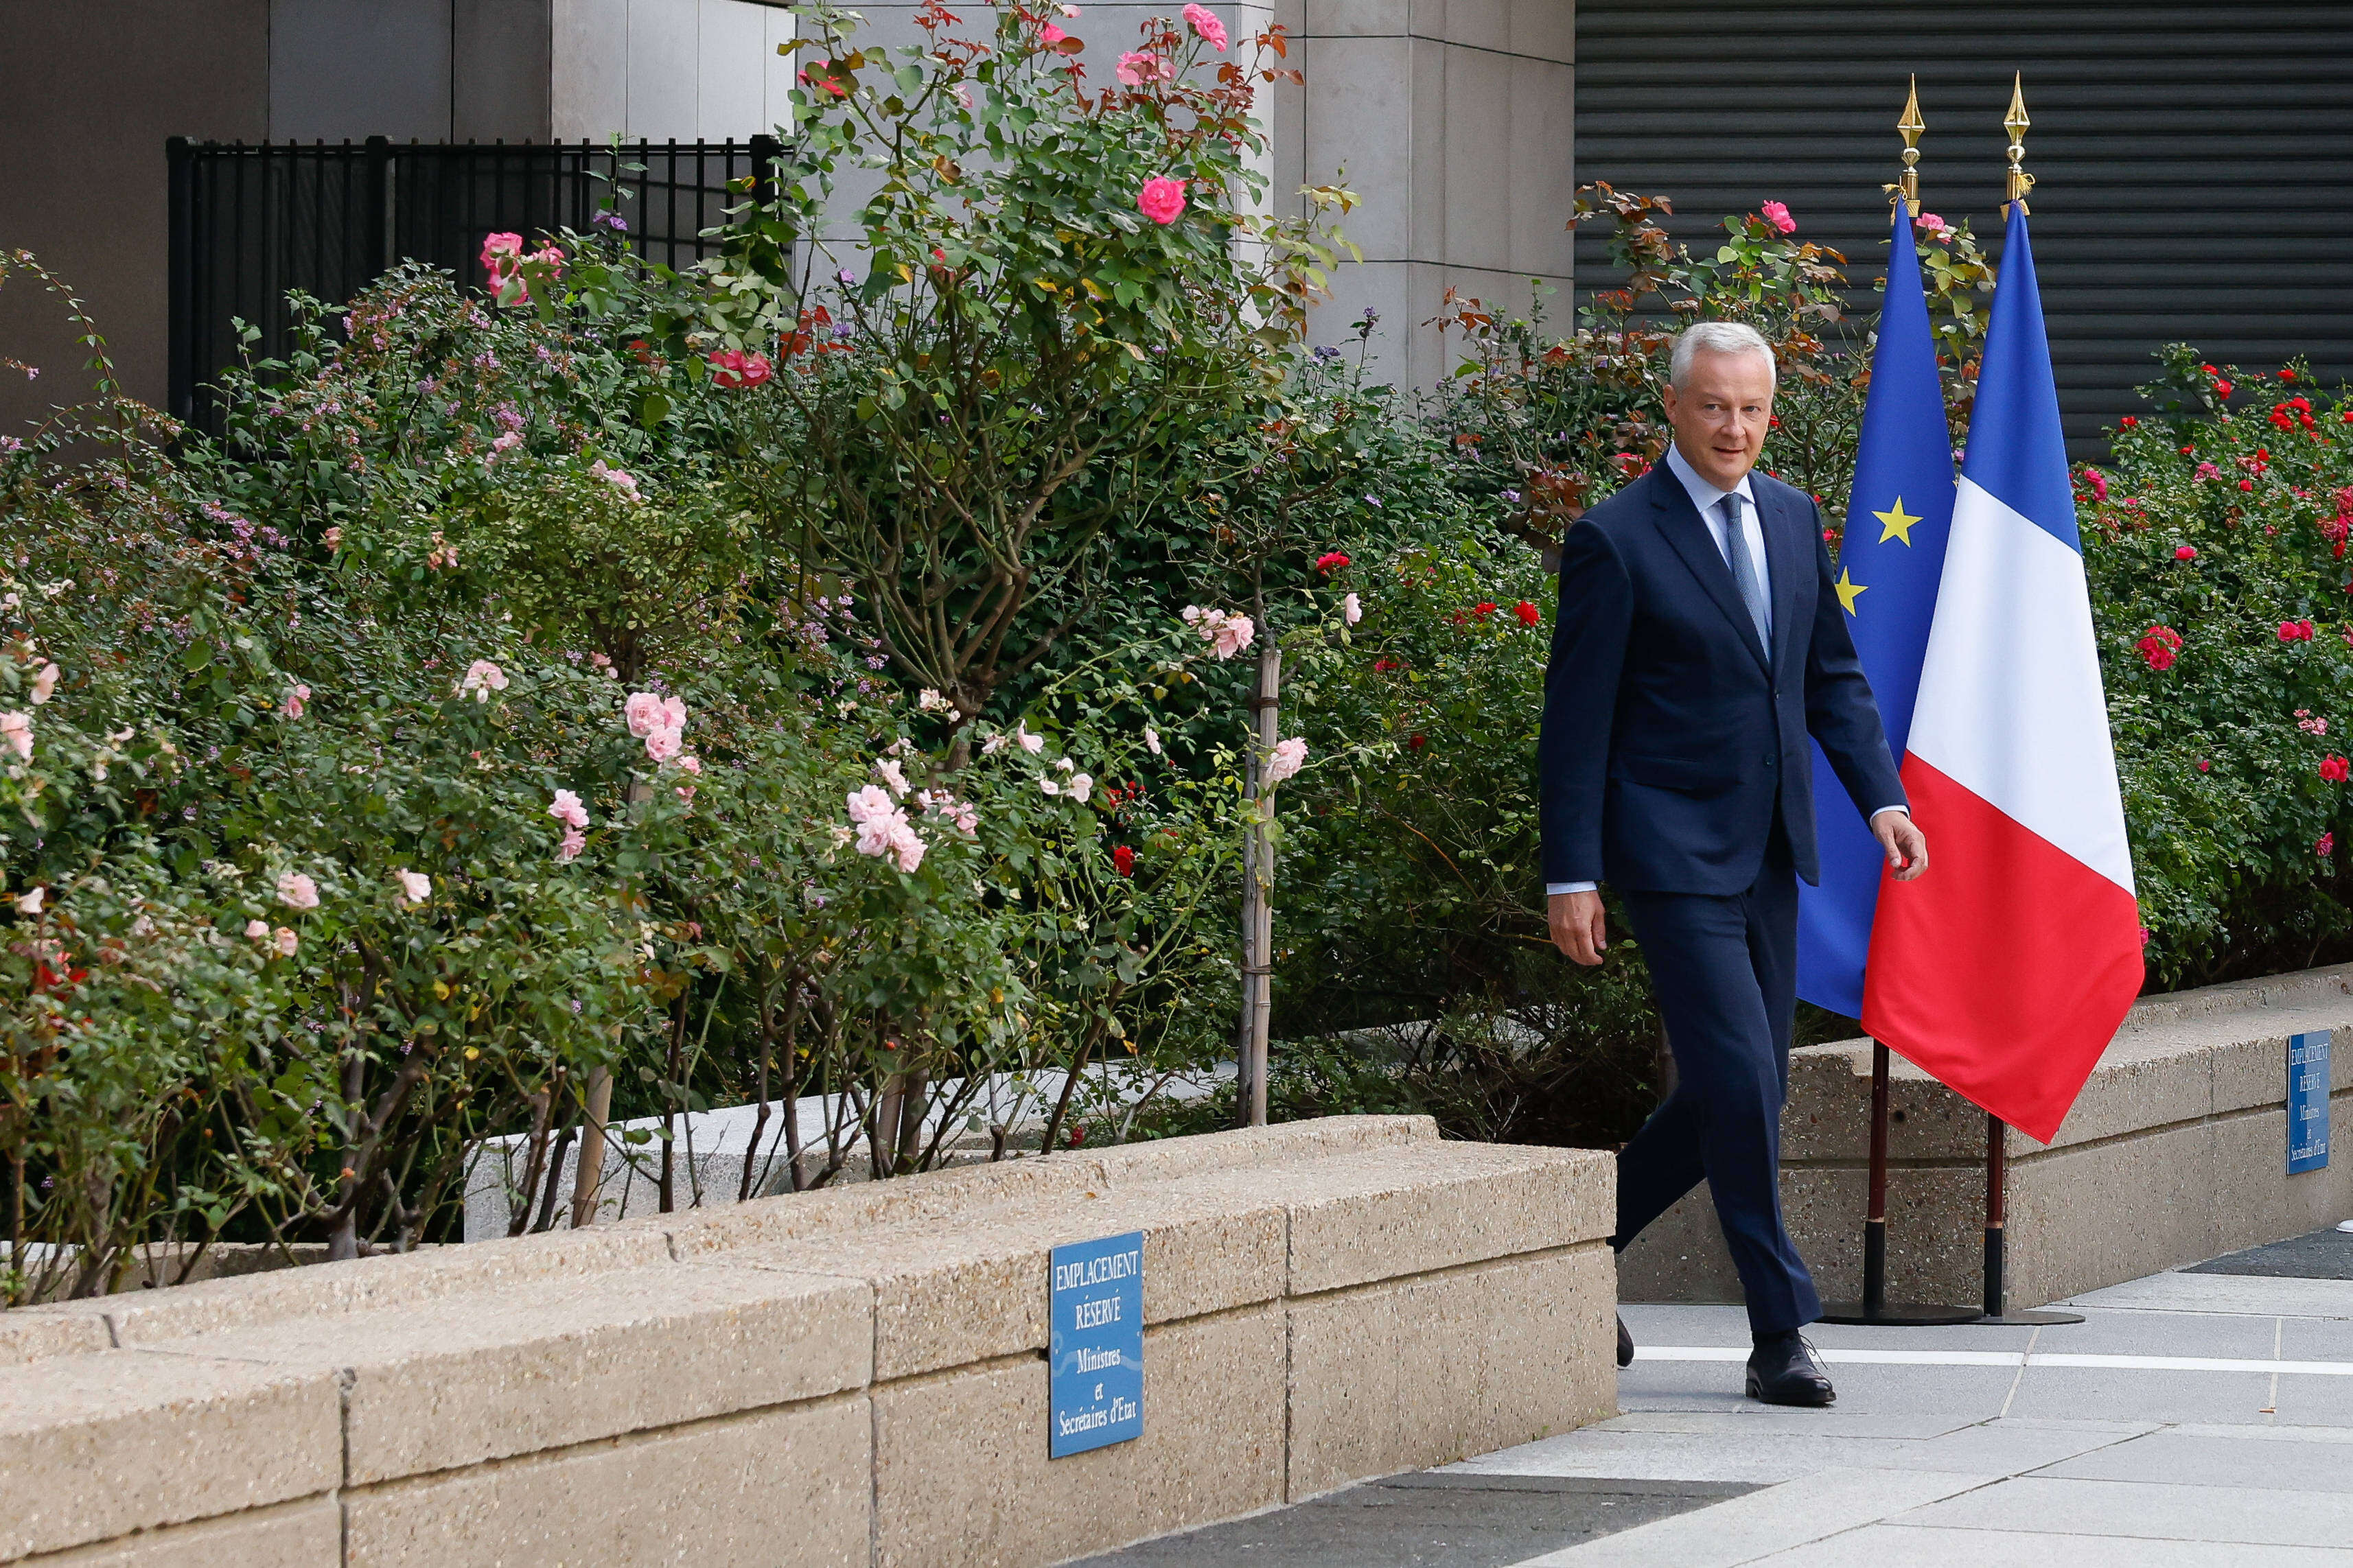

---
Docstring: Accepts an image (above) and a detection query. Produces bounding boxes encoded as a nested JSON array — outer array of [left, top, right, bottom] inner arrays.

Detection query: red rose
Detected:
[[1407, 734, 1426, 751], [1512, 600, 1540, 627], [1473, 601, 1498, 618], [2137, 625, 2183, 670], [1314, 551, 1352, 574], [2320, 832, 2336, 859], [2196, 759, 2212, 772], [2215, 379, 2234, 399], [2321, 756, 2349, 783], [2175, 545, 2198, 560], [2240, 478, 2256, 492], [2280, 620, 2317, 643], [2120, 416, 2138, 428], [1113, 844, 1135, 877]]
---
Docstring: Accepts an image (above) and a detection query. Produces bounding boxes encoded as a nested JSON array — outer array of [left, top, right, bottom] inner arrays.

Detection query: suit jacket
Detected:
[[1538, 462, 1905, 895]]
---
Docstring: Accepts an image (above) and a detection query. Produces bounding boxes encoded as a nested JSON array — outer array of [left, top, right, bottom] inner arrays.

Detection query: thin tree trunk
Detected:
[[505, 1087, 555, 1238], [569, 1066, 613, 1228], [1236, 644, 1282, 1127], [532, 1120, 577, 1233], [659, 993, 686, 1214], [327, 1049, 368, 1261]]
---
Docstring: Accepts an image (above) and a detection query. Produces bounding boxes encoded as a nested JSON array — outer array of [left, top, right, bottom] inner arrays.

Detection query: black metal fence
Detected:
[[166, 136, 780, 433]]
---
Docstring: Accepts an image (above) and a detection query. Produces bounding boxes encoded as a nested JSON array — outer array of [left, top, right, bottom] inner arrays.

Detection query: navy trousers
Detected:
[[1612, 834, 1821, 1334]]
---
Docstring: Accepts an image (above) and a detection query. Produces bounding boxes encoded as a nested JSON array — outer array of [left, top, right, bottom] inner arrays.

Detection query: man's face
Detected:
[[1661, 349, 1776, 491]]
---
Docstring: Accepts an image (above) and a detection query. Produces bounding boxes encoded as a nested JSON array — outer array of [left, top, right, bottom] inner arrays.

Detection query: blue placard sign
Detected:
[[1048, 1230, 1143, 1458], [2289, 1030, 2330, 1175]]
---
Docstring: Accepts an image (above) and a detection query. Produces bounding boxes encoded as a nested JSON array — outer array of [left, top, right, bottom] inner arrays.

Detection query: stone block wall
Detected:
[[1621, 965, 2353, 1311], [0, 1116, 1616, 1567]]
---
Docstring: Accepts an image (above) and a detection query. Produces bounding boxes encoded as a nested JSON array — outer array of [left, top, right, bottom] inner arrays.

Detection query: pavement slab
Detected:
[[1504, 1466, 2000, 1567], [1745, 1523, 2353, 1567], [1894, 1475, 2353, 1547]]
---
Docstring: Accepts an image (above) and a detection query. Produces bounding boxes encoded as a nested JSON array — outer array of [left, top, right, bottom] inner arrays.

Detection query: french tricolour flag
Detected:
[[1861, 200, 2144, 1145]]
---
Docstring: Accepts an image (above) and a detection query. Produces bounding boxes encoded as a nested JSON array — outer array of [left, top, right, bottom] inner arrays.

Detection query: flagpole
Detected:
[[1814, 80, 1978, 1332], [1963, 83, 2084, 1329]]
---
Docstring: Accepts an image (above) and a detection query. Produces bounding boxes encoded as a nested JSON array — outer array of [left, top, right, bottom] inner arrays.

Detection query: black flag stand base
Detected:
[[1816, 1042, 1980, 1327], [1974, 1110, 2084, 1326]]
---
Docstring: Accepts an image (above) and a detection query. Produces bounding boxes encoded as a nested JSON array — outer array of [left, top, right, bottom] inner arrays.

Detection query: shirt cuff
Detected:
[[1869, 806, 1910, 820], [1546, 882, 1598, 896]]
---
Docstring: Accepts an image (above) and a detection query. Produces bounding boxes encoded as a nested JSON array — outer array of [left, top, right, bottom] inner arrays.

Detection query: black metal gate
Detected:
[[166, 136, 780, 433]]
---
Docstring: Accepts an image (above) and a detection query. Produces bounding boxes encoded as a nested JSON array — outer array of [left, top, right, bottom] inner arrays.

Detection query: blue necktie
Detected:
[[1721, 493, 1770, 653]]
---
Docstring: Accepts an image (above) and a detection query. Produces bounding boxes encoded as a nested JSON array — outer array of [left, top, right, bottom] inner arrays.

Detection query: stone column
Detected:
[[1271, 0, 1575, 393]]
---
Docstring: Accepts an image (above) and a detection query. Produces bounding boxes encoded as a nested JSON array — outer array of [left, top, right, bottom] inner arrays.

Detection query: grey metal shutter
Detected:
[[1573, 1, 2353, 453]]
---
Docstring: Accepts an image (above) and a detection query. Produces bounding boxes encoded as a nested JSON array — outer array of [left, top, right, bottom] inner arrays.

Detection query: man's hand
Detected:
[[1549, 889, 1609, 965], [1872, 808, 1929, 882]]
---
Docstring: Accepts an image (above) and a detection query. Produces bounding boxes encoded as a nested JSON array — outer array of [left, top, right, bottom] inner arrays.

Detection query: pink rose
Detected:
[[1138, 177, 1188, 226], [1067, 773, 1094, 804], [1183, 605, 1257, 659], [0, 711, 27, 760], [30, 663, 58, 705], [1181, 2, 1228, 49], [1760, 200, 1796, 235], [846, 784, 897, 825], [459, 660, 508, 701], [1264, 736, 1307, 786], [1039, 22, 1069, 45], [1915, 212, 1949, 236], [1343, 592, 1363, 625], [2175, 545, 2198, 561], [557, 827, 586, 862], [644, 726, 682, 762], [624, 691, 665, 736], [548, 788, 589, 831], [277, 871, 320, 911], [280, 683, 310, 719], [885, 819, 927, 873], [676, 754, 702, 775], [274, 927, 299, 957], [480, 232, 524, 272], [245, 918, 269, 941], [394, 869, 431, 905], [1116, 50, 1172, 86], [875, 757, 909, 797]]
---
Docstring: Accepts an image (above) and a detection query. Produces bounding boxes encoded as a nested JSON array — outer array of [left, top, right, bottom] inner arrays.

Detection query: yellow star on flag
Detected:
[[1873, 496, 1922, 546], [1833, 567, 1868, 616]]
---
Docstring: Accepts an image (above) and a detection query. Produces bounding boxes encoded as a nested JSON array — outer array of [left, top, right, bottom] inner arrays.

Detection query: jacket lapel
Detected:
[[1649, 467, 1770, 675], [1759, 484, 1810, 681]]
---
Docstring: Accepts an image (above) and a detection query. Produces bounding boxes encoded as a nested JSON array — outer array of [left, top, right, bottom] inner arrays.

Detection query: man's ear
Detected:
[[1660, 382, 1680, 421]]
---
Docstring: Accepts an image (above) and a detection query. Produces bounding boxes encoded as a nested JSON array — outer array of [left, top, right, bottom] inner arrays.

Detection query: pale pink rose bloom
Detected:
[[1138, 177, 1188, 226], [1058, 3, 1080, 14], [953, 806, 978, 838], [1017, 724, 1045, 755], [1343, 592, 1363, 625], [323, 526, 343, 552], [623, 691, 667, 736], [982, 732, 1009, 755], [1, 711, 31, 760], [675, 754, 702, 775], [557, 827, 586, 861], [846, 784, 897, 825], [1067, 773, 1093, 803], [588, 459, 640, 500], [676, 784, 696, 804], [481, 232, 525, 269], [918, 688, 949, 712], [1181, 2, 1227, 49], [1145, 725, 1161, 755], [1041, 777, 1061, 796], [16, 886, 44, 915], [30, 663, 59, 704], [643, 725, 682, 762], [281, 683, 310, 719], [875, 758, 909, 797], [548, 788, 590, 830], [274, 927, 299, 957], [244, 918, 268, 941], [853, 818, 893, 858], [459, 660, 508, 701], [1055, 757, 1075, 772], [1208, 612, 1255, 659], [277, 871, 320, 911], [395, 869, 431, 905], [1264, 736, 1307, 785], [885, 819, 927, 873], [658, 695, 687, 733]]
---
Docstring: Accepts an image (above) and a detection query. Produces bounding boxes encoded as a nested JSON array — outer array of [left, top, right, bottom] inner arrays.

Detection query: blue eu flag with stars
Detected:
[[1796, 205, 1957, 1018]]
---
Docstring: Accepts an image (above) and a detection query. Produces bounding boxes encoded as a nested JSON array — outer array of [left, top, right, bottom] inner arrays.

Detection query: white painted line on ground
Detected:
[[1632, 1347, 2353, 1377]]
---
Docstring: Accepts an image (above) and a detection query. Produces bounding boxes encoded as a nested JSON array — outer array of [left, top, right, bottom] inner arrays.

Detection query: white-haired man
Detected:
[[1537, 320, 1930, 1406]]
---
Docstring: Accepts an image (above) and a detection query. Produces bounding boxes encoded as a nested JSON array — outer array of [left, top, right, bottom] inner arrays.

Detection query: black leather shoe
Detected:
[[1746, 1334, 1835, 1407], [1617, 1315, 1635, 1369]]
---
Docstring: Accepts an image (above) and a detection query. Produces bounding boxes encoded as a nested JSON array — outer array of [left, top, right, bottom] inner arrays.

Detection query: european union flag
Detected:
[[1796, 204, 1956, 1018]]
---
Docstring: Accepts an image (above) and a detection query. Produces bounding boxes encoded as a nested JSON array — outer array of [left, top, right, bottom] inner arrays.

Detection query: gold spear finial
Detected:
[[1894, 76, 1925, 217], [2004, 73, 2035, 213]]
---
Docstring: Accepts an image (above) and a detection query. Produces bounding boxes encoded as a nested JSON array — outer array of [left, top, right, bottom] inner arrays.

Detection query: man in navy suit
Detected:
[[1540, 320, 1929, 1407]]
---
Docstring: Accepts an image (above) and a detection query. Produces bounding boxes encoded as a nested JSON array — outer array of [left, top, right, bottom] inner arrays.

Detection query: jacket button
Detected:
[[1765, 753, 1778, 768]]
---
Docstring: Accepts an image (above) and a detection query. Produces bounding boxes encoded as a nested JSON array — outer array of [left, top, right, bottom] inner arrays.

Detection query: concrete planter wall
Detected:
[[0, 1116, 1614, 1567], [1623, 964, 2353, 1309]]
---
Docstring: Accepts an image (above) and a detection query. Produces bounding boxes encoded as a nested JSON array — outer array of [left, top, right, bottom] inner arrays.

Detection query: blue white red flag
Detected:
[[1861, 200, 2143, 1144], [1797, 204, 1956, 1017]]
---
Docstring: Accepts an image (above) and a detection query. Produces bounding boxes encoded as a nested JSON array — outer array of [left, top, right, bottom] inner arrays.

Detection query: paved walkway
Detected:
[[1086, 1260, 2353, 1567]]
